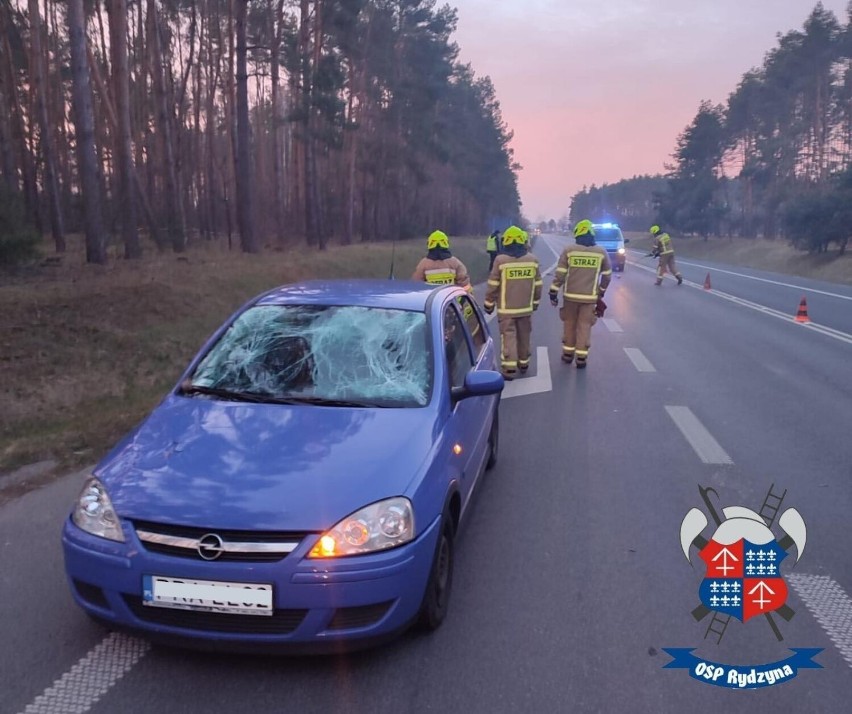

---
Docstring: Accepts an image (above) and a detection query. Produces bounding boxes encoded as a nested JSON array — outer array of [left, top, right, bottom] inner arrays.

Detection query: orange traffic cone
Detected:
[[703, 273, 712, 290], [795, 296, 810, 323]]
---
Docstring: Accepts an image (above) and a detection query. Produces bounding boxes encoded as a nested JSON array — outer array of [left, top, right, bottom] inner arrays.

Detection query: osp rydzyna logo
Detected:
[[663, 484, 823, 689]]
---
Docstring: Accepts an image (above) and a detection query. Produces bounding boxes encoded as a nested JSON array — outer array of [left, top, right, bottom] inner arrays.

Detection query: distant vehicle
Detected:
[[592, 223, 628, 272], [533, 228, 542, 236], [62, 280, 503, 652]]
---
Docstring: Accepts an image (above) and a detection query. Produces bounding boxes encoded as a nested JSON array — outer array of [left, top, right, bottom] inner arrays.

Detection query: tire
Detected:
[[486, 406, 499, 470], [417, 510, 455, 631]]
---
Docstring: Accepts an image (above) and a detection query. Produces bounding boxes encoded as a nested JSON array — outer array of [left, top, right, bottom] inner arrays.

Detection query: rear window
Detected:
[[191, 305, 432, 407]]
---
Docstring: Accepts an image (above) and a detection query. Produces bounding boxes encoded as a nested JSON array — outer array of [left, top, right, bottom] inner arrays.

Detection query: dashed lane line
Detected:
[[788, 573, 852, 669], [602, 318, 623, 333], [664, 406, 733, 465], [623, 348, 656, 373], [19, 633, 149, 714], [501, 346, 552, 399]]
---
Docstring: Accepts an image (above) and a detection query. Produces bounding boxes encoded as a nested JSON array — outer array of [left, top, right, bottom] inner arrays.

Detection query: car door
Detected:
[[442, 297, 489, 506]]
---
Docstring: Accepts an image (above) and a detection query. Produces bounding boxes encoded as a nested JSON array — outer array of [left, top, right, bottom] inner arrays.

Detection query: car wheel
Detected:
[[417, 510, 455, 631], [486, 406, 499, 470]]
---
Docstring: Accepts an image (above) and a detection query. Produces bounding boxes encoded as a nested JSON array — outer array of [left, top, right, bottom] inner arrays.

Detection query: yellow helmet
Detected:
[[427, 230, 450, 250], [650, 225, 661, 235], [502, 225, 527, 245], [573, 220, 595, 239]]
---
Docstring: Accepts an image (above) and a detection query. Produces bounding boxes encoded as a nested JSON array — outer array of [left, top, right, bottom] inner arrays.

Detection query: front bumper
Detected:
[[607, 251, 626, 270], [62, 514, 441, 652]]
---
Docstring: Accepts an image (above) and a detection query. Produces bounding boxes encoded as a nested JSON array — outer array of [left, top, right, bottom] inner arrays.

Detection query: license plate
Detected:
[[142, 575, 273, 616]]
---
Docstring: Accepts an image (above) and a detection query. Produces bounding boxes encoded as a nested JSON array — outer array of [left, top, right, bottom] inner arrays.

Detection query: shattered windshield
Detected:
[[189, 305, 432, 407]]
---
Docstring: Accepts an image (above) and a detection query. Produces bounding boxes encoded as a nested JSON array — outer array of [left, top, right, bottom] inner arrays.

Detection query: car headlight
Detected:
[[72, 477, 125, 542], [617, 248, 626, 255], [308, 497, 414, 558]]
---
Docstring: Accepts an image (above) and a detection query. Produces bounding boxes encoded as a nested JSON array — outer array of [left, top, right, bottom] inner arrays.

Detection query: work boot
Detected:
[[561, 354, 574, 364], [676, 274, 683, 285], [655, 279, 662, 286], [518, 362, 529, 373], [501, 370, 516, 381], [576, 357, 587, 369]]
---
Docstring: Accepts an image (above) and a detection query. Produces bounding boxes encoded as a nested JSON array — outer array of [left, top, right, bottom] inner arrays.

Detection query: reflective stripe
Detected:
[[424, 269, 455, 285], [576, 349, 589, 357], [562, 346, 575, 353], [556, 267, 568, 274], [502, 361, 518, 368], [497, 307, 533, 315], [601, 269, 612, 276], [487, 280, 500, 287], [562, 292, 597, 302], [534, 280, 543, 286], [484, 301, 495, 309], [499, 261, 538, 270]]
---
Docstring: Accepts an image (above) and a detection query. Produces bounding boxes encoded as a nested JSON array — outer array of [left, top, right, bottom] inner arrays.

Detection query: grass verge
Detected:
[[0, 235, 492, 474]]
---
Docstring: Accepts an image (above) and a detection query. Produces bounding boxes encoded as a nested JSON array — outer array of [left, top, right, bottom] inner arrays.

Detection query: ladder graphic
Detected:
[[758, 483, 787, 527], [704, 611, 732, 644]]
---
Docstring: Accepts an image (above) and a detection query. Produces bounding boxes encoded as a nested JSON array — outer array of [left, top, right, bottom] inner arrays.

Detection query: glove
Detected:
[[594, 298, 607, 318], [549, 292, 559, 307]]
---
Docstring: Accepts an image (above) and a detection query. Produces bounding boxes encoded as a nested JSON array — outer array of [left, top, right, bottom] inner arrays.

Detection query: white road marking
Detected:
[[672, 257, 852, 302], [602, 318, 623, 333], [19, 633, 150, 714], [664, 406, 733, 465], [623, 348, 656, 373], [629, 260, 852, 346], [787, 573, 852, 669], [502, 346, 552, 399]]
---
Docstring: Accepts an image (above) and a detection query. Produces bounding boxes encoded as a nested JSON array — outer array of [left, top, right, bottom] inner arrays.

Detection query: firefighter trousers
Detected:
[[497, 315, 532, 372], [560, 302, 597, 359], [657, 253, 681, 280]]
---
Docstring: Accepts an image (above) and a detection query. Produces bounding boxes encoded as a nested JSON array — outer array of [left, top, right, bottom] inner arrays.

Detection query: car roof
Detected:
[[254, 279, 443, 311]]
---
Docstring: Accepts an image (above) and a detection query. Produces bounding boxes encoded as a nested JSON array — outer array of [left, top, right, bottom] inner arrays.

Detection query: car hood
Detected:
[[97, 396, 437, 532]]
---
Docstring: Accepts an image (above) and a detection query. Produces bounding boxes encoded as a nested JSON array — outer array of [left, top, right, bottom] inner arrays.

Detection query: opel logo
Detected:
[[197, 533, 225, 561]]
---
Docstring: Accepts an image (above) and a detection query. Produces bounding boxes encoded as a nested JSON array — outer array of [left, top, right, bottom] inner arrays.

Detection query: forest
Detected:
[[0, 0, 521, 266], [571, 3, 852, 254]]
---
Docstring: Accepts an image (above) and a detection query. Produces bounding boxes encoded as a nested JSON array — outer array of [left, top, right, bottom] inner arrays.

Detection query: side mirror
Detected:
[[624, 238, 630, 244], [451, 370, 504, 401]]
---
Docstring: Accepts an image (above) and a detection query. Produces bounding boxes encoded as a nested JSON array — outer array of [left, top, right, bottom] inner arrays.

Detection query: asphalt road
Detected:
[[2, 234, 851, 713]]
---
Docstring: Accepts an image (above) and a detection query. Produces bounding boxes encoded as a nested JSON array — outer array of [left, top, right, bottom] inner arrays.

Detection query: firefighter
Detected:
[[483, 225, 542, 379], [549, 219, 612, 369], [412, 230, 473, 293], [649, 225, 683, 286], [486, 230, 499, 270]]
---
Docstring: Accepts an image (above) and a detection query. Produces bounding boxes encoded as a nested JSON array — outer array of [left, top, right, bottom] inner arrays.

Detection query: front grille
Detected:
[[124, 596, 307, 635], [326, 601, 393, 631], [133, 520, 311, 562], [74, 579, 110, 610]]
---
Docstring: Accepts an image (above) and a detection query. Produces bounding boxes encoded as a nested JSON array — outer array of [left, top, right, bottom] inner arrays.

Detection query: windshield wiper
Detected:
[[179, 383, 272, 404], [180, 383, 389, 408], [270, 395, 392, 408]]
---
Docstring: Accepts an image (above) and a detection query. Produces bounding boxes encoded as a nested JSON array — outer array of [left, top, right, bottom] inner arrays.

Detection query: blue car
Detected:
[[62, 280, 503, 651]]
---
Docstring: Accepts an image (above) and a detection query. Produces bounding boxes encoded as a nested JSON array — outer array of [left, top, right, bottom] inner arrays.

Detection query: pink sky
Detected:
[[451, 0, 850, 219]]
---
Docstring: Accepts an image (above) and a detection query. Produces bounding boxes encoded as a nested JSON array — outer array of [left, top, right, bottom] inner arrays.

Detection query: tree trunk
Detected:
[[234, 0, 256, 252], [107, 0, 139, 258], [147, 0, 185, 252], [28, 0, 65, 252], [270, 0, 286, 245], [68, 0, 106, 264]]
